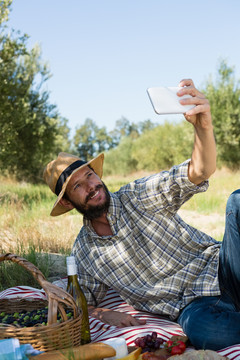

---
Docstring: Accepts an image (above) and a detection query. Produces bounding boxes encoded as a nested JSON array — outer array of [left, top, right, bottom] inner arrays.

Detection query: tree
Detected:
[[73, 119, 97, 160], [73, 119, 114, 160], [104, 137, 138, 176], [109, 117, 157, 147], [0, 1, 70, 181], [138, 119, 157, 133], [73, 116, 158, 162], [95, 126, 113, 154], [0, 0, 12, 26], [132, 121, 193, 172], [104, 120, 193, 175], [203, 60, 240, 168]]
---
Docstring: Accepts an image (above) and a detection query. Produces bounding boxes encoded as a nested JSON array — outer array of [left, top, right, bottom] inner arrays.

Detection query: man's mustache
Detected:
[[85, 184, 103, 203]]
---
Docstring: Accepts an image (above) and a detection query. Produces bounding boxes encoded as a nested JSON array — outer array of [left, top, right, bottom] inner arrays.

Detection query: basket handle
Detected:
[[0, 253, 80, 325]]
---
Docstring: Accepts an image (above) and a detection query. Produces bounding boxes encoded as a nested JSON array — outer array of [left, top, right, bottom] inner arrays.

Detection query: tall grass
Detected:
[[181, 168, 240, 214], [0, 245, 50, 291]]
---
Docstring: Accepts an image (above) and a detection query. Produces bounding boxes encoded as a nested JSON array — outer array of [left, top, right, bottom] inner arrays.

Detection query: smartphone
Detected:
[[147, 87, 196, 115]]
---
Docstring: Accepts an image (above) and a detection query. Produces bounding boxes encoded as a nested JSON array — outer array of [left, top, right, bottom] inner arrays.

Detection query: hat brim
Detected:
[[50, 153, 104, 216]]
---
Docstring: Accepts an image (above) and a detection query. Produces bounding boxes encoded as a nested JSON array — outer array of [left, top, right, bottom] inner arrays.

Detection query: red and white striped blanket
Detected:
[[1, 282, 240, 359]]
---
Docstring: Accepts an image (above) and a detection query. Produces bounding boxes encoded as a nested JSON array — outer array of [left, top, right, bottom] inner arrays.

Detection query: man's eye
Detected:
[[74, 184, 80, 190], [87, 173, 92, 178]]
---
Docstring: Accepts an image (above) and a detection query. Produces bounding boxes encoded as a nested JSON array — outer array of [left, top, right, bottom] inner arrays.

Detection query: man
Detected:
[[44, 79, 240, 351]]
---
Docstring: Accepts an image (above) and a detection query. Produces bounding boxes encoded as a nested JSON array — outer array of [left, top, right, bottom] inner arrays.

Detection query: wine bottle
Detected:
[[66, 256, 91, 345]]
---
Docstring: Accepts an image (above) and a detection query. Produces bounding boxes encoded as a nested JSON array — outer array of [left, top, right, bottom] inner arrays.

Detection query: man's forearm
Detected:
[[88, 305, 109, 318], [88, 305, 146, 327], [188, 123, 216, 185], [177, 78, 217, 185]]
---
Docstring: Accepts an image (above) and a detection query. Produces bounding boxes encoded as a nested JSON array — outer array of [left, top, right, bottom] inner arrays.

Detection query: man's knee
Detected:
[[178, 303, 219, 350], [178, 297, 240, 351], [226, 189, 240, 213]]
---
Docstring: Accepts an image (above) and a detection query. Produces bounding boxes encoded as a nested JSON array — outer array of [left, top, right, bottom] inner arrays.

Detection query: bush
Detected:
[[104, 120, 194, 174]]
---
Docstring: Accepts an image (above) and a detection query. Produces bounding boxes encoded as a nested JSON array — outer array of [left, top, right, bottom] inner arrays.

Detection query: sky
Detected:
[[7, 0, 240, 136]]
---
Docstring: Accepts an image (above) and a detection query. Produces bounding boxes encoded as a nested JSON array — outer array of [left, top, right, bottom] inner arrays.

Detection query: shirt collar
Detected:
[[107, 192, 122, 220]]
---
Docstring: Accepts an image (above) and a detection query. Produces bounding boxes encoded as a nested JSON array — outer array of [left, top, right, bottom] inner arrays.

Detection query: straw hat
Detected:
[[43, 152, 104, 216]]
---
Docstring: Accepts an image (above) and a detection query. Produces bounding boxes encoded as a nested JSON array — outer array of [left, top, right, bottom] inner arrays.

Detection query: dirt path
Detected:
[[178, 209, 225, 240]]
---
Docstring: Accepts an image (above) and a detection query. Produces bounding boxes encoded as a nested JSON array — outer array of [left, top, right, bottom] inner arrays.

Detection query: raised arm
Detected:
[[177, 79, 216, 185]]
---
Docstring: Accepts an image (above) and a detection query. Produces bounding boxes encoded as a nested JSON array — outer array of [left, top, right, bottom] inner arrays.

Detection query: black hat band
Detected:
[[55, 160, 86, 195]]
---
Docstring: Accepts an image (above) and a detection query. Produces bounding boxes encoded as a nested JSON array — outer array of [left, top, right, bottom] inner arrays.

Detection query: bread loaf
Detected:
[[29, 342, 116, 360]]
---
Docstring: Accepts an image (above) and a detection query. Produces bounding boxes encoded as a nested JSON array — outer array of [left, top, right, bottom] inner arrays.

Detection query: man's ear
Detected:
[[59, 197, 74, 210]]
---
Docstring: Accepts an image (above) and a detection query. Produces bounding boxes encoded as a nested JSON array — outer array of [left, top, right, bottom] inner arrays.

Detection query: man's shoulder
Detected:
[[115, 173, 163, 192]]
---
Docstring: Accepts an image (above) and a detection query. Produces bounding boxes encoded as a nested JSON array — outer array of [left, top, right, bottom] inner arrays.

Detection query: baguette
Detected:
[[29, 342, 116, 360]]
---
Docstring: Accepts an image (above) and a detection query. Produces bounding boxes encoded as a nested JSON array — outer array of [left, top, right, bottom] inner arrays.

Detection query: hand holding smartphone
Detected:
[[147, 87, 196, 115]]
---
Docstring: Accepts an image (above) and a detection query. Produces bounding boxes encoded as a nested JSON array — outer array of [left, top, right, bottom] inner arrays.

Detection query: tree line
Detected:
[[1, 0, 240, 182]]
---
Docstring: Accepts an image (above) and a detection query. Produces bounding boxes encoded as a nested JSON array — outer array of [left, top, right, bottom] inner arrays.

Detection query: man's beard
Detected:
[[70, 182, 110, 220]]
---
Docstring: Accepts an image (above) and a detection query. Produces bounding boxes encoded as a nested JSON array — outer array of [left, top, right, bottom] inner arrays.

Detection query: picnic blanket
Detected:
[[1, 281, 240, 360]]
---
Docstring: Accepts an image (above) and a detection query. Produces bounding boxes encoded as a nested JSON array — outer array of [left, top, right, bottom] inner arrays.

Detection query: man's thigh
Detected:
[[219, 189, 240, 309]]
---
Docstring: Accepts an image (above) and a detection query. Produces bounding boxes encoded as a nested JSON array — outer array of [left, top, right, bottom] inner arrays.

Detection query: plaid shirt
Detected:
[[72, 160, 221, 319]]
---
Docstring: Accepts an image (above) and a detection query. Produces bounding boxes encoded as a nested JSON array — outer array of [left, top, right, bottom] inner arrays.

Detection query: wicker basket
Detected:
[[0, 253, 82, 352]]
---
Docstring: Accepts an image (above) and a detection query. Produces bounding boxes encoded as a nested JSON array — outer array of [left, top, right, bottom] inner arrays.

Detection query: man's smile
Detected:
[[90, 190, 99, 199], [86, 185, 103, 203]]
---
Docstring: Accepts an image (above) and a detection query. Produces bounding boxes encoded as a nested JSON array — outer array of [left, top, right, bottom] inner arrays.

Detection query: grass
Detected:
[[0, 245, 50, 291], [181, 167, 240, 214], [0, 167, 239, 290]]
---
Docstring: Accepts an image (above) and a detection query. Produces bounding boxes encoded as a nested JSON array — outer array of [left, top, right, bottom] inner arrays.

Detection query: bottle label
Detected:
[[67, 263, 77, 276]]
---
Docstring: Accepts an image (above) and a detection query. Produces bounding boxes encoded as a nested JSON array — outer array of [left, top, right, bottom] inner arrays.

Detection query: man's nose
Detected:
[[86, 179, 95, 192]]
